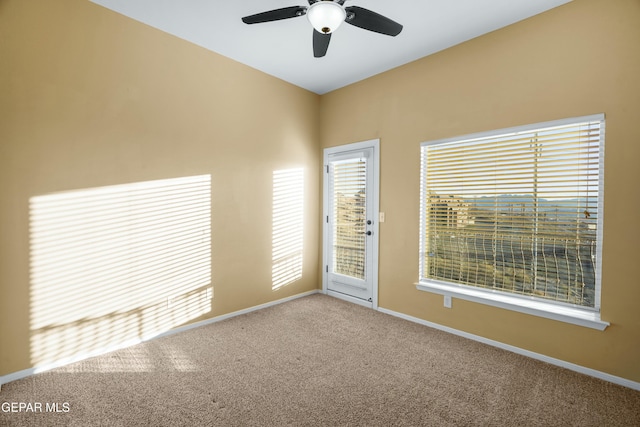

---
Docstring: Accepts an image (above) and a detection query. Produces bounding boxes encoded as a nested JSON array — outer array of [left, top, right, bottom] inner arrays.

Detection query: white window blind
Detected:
[[419, 115, 604, 310], [331, 157, 367, 280]]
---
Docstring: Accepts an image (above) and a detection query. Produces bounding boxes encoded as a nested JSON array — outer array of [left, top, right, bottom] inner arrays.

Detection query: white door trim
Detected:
[[322, 139, 380, 309]]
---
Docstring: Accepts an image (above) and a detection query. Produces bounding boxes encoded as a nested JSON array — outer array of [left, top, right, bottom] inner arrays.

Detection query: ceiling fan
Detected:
[[241, 0, 403, 58]]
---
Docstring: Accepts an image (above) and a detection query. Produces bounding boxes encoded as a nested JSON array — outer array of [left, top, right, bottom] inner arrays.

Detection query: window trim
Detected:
[[416, 281, 608, 330], [417, 114, 607, 330]]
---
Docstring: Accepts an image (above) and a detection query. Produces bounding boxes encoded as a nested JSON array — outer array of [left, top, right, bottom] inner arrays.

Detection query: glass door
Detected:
[[323, 141, 378, 304]]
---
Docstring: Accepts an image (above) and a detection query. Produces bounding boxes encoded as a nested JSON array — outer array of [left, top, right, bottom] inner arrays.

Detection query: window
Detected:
[[331, 157, 367, 279], [418, 115, 607, 329]]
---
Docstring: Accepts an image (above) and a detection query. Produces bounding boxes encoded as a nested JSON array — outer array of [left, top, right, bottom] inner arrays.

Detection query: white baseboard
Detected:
[[0, 289, 320, 391], [377, 307, 640, 392]]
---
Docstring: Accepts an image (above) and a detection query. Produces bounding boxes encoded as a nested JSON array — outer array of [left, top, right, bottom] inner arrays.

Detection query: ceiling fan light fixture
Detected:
[[307, 1, 346, 34]]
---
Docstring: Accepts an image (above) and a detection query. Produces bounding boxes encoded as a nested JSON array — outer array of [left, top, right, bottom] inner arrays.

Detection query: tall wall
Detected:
[[0, 0, 320, 376], [320, 0, 640, 382]]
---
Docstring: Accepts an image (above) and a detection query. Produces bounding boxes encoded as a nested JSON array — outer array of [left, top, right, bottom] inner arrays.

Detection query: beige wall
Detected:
[[0, 0, 320, 375], [320, 0, 640, 382]]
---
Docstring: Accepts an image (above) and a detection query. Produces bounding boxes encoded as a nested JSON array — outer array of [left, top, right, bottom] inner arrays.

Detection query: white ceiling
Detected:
[[90, 0, 571, 95]]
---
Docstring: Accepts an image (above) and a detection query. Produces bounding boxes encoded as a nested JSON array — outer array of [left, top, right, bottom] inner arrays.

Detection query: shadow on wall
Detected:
[[272, 168, 304, 291], [29, 175, 212, 369]]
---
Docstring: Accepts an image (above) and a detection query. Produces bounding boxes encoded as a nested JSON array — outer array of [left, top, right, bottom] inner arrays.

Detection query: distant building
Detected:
[[429, 194, 473, 228]]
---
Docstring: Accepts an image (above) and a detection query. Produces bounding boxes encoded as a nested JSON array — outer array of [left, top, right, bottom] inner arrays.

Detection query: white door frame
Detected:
[[322, 139, 380, 309]]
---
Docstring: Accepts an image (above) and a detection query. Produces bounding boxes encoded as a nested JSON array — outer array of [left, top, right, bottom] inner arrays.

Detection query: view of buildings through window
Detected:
[[420, 117, 603, 309]]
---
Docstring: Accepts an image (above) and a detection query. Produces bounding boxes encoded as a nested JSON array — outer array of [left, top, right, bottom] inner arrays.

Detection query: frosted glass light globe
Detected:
[[307, 1, 346, 34]]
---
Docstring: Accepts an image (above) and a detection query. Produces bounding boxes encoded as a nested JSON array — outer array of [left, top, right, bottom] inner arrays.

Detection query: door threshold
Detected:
[[327, 290, 373, 309]]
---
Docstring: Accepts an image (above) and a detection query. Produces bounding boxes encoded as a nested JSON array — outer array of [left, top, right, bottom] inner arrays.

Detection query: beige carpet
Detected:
[[1, 294, 639, 426]]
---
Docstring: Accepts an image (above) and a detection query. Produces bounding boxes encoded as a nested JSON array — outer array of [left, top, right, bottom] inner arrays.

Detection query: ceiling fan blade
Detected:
[[242, 6, 306, 24], [344, 6, 403, 36], [313, 30, 331, 58]]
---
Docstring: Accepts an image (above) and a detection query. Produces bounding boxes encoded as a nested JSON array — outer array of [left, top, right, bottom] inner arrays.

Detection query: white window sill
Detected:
[[416, 281, 609, 331]]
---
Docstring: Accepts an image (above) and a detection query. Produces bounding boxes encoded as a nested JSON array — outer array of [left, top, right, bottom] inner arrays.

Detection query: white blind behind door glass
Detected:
[[331, 158, 367, 280]]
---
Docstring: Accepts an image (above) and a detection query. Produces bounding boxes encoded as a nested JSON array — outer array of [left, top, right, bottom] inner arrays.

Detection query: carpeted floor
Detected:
[[1, 294, 639, 426]]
